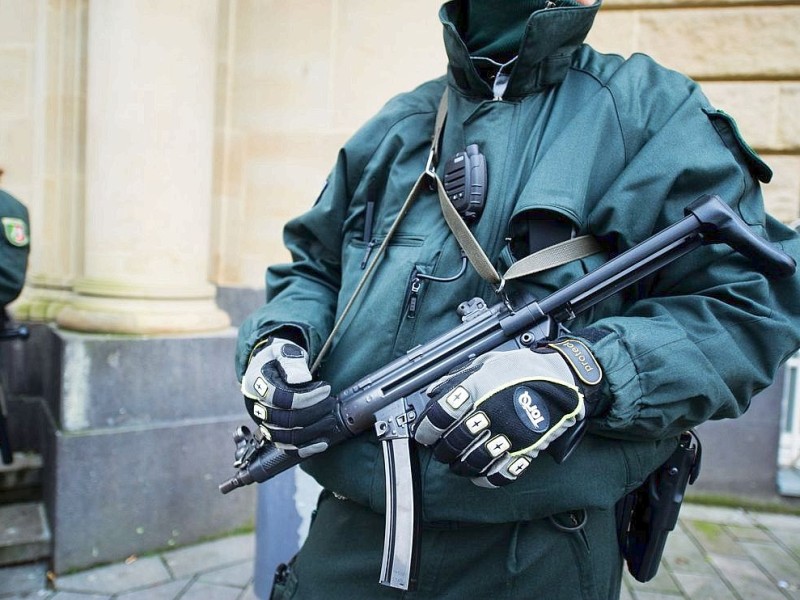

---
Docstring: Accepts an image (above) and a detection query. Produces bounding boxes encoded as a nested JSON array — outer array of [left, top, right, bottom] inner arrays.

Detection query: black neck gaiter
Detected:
[[463, 0, 541, 61]]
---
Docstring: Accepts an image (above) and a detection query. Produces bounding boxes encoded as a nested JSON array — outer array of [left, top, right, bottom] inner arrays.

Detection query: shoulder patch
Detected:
[[2, 217, 29, 247], [548, 339, 602, 386]]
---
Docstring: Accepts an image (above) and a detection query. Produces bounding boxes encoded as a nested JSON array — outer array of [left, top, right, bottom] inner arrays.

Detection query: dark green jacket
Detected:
[[237, 0, 800, 523], [0, 189, 30, 307]]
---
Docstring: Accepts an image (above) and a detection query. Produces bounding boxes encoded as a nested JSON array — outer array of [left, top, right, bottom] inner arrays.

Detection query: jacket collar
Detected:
[[439, 0, 601, 99]]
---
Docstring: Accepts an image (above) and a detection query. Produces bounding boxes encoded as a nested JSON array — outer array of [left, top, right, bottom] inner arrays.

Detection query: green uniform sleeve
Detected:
[[585, 56, 800, 440]]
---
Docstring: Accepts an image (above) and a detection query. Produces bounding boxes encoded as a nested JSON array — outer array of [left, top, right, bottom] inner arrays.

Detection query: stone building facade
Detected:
[[0, 0, 797, 573]]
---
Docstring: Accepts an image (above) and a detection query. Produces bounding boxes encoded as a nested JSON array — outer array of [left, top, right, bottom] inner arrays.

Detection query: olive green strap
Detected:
[[430, 87, 449, 169], [428, 90, 504, 288], [432, 174, 504, 286], [504, 235, 604, 280]]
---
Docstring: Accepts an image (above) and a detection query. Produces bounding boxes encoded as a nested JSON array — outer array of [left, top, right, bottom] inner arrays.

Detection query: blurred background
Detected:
[[0, 0, 798, 585]]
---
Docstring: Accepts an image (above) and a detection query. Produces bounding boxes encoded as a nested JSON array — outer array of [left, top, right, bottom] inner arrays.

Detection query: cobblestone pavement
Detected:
[[1, 504, 799, 599]]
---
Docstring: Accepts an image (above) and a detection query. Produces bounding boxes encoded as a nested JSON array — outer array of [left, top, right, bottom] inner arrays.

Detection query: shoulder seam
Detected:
[[354, 108, 439, 188], [568, 65, 629, 166]]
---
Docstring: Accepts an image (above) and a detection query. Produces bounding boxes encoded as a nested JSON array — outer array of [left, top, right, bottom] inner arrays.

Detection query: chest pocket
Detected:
[[391, 246, 444, 356], [330, 235, 441, 383]]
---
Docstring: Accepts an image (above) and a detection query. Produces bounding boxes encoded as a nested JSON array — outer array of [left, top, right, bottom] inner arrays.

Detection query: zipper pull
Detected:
[[360, 238, 377, 269], [406, 276, 422, 319]]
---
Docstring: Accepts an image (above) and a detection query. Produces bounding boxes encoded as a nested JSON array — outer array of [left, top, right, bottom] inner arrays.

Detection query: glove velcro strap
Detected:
[[547, 339, 602, 386]]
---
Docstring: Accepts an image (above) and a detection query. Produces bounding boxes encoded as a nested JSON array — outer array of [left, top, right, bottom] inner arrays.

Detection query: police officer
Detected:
[[0, 169, 30, 465], [237, 1, 800, 598], [0, 169, 30, 312]]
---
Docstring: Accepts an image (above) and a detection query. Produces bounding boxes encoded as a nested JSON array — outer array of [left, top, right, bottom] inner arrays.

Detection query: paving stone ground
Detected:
[[1, 504, 799, 599]]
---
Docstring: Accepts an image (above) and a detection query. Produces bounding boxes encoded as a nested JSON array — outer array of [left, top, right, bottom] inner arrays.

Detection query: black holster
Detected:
[[616, 431, 702, 582]]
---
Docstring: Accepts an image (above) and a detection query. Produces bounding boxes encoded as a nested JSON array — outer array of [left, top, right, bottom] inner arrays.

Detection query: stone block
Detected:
[[0, 118, 35, 187], [0, 502, 50, 566], [9, 327, 259, 573], [332, 0, 446, 132], [700, 83, 779, 152], [708, 554, 789, 599], [53, 328, 240, 432], [740, 541, 800, 593], [55, 556, 172, 595], [639, 7, 800, 79], [0, 47, 32, 118], [778, 85, 800, 152], [675, 572, 737, 600], [197, 560, 254, 587], [112, 579, 191, 600], [762, 155, 800, 224], [231, 0, 334, 133], [49, 416, 255, 574], [216, 286, 265, 328], [663, 525, 715, 575], [585, 10, 637, 57], [0, 0, 38, 45], [701, 82, 800, 154], [682, 520, 747, 557]]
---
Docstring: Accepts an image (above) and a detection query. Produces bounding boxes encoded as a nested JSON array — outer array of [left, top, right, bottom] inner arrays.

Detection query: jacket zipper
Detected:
[[405, 268, 423, 319], [360, 199, 377, 269]]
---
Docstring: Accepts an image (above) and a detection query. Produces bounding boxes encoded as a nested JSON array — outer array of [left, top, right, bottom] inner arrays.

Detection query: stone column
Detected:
[[18, 0, 87, 323], [56, 0, 229, 333]]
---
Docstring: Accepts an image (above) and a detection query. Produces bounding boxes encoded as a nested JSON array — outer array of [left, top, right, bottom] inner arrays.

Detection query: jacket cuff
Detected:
[[577, 329, 642, 429]]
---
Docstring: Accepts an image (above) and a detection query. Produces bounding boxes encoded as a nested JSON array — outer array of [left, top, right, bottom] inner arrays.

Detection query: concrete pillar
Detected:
[[56, 0, 228, 334]]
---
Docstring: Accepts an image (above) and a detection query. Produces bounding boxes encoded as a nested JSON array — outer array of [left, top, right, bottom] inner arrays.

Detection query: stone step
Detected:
[[0, 502, 51, 566], [0, 452, 43, 503]]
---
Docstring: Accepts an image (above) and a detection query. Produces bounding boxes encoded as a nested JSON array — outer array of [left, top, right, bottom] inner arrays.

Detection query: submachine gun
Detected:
[[219, 194, 796, 590]]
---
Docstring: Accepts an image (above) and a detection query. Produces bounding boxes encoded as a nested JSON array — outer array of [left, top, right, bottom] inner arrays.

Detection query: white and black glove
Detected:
[[241, 337, 335, 458], [414, 338, 604, 488]]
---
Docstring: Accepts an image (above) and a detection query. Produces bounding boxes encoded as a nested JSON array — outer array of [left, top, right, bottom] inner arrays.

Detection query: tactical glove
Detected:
[[414, 338, 604, 488], [241, 337, 336, 458]]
